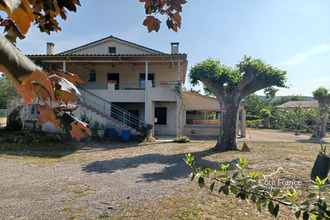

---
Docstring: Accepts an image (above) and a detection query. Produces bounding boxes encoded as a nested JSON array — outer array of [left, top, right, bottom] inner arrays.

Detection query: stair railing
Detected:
[[76, 85, 143, 130]]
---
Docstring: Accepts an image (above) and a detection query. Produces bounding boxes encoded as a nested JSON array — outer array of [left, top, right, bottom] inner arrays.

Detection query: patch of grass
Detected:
[[99, 212, 110, 219], [73, 189, 84, 196], [67, 215, 78, 220], [73, 187, 90, 197], [61, 207, 72, 213]]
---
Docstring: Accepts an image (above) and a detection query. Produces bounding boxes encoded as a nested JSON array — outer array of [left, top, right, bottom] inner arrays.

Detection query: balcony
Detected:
[[77, 80, 181, 103]]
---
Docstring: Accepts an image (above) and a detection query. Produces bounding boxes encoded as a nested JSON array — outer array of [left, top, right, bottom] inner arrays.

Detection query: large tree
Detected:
[[189, 56, 287, 152], [312, 86, 330, 138]]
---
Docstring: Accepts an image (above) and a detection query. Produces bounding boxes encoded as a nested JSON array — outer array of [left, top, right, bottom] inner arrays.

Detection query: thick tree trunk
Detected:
[[214, 97, 240, 152], [263, 117, 270, 128], [315, 101, 328, 138]]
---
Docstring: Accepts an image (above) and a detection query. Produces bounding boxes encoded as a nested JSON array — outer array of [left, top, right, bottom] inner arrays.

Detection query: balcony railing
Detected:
[[77, 80, 179, 90]]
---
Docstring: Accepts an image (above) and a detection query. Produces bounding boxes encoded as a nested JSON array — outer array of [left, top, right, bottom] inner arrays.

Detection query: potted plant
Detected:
[[139, 122, 153, 137], [311, 142, 330, 182]]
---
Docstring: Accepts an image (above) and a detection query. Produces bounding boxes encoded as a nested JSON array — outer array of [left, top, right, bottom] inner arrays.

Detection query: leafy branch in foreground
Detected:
[[183, 154, 330, 219]]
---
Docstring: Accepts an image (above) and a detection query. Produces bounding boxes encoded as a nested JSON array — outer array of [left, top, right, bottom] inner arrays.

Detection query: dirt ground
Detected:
[[0, 129, 329, 219], [241, 128, 330, 143]]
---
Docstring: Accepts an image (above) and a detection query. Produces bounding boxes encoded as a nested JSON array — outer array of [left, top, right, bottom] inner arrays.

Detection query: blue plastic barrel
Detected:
[[121, 130, 131, 140], [106, 128, 116, 139]]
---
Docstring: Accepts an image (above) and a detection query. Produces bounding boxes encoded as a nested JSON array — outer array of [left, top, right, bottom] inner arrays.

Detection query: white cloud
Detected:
[[280, 44, 330, 66]]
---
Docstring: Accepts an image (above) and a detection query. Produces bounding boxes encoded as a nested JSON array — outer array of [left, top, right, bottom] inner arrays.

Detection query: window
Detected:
[[186, 110, 219, 125], [89, 71, 96, 81], [108, 47, 116, 54], [108, 73, 119, 90], [140, 73, 155, 88], [155, 107, 167, 125]]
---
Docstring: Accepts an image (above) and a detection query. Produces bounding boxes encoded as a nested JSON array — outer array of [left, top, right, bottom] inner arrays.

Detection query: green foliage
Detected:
[[313, 86, 329, 101], [237, 56, 287, 88], [0, 74, 16, 109], [277, 106, 319, 132], [246, 119, 263, 128], [243, 94, 313, 129], [189, 59, 241, 88], [173, 135, 190, 143], [260, 109, 271, 119], [242, 94, 271, 120], [184, 154, 330, 219], [264, 86, 279, 101], [80, 112, 93, 125]]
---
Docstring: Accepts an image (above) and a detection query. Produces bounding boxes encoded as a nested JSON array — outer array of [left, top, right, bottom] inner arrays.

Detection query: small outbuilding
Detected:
[[182, 92, 248, 138]]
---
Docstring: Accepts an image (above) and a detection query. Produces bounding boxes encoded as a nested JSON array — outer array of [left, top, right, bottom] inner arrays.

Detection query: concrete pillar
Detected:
[[144, 81, 153, 124], [176, 99, 183, 136], [178, 61, 181, 82], [144, 61, 149, 123]]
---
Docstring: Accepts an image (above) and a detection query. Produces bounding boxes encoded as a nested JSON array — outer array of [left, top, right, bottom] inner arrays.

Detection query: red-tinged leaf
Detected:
[[167, 0, 187, 13], [166, 19, 177, 32], [171, 12, 181, 28], [1, 19, 25, 42], [57, 0, 80, 12], [36, 104, 61, 131], [55, 90, 76, 104], [0, 0, 34, 35], [69, 122, 91, 141], [33, 84, 51, 102], [0, 35, 54, 105], [140, 0, 152, 8], [143, 16, 161, 32], [49, 74, 80, 94], [61, 71, 83, 83]]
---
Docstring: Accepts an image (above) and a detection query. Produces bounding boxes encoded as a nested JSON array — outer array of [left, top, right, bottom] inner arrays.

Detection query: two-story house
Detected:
[[26, 35, 187, 136]]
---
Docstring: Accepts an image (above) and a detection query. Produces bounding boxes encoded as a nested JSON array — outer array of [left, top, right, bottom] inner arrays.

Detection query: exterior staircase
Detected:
[[75, 86, 143, 136]]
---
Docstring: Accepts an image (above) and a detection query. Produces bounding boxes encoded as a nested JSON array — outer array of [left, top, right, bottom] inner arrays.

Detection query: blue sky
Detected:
[[15, 0, 330, 96]]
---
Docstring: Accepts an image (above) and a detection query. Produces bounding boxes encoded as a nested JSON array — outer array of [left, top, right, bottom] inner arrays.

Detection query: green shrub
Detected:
[[246, 119, 263, 128], [174, 135, 190, 143], [44, 133, 59, 142]]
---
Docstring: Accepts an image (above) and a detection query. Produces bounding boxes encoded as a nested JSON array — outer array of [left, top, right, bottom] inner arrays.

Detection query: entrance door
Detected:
[[108, 73, 119, 90], [155, 107, 167, 125]]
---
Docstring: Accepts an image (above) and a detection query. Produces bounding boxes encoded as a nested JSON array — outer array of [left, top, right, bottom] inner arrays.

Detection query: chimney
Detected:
[[46, 42, 55, 55], [171, 42, 179, 54]]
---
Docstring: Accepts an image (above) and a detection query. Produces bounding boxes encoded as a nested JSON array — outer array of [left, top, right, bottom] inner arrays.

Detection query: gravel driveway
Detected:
[[0, 129, 328, 219], [0, 142, 195, 219]]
